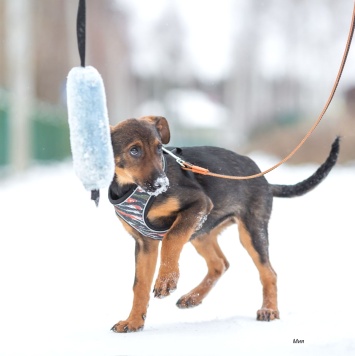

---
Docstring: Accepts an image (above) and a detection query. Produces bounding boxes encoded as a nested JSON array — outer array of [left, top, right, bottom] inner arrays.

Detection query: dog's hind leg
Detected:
[[238, 219, 279, 321], [176, 223, 230, 309]]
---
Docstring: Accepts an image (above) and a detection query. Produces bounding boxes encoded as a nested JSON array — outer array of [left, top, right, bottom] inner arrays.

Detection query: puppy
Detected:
[[108, 116, 339, 332]]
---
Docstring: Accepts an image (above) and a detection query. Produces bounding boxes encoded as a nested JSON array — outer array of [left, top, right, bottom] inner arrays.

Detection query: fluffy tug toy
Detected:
[[66, 0, 114, 206]]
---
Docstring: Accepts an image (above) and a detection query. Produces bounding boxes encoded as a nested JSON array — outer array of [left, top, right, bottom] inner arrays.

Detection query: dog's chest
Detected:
[[111, 186, 167, 240]]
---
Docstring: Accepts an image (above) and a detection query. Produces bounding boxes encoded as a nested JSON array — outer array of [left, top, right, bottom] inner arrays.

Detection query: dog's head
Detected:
[[110, 116, 170, 195]]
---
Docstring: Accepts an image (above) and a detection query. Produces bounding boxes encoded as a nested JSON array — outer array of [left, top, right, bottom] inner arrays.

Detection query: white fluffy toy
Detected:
[[66, 0, 114, 206]]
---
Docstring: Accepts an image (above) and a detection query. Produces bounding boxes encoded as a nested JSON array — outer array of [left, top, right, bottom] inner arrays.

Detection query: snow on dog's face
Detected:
[[110, 116, 170, 195]]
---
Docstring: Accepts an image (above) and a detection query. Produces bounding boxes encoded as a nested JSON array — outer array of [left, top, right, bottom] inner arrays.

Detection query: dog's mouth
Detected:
[[140, 175, 170, 196]]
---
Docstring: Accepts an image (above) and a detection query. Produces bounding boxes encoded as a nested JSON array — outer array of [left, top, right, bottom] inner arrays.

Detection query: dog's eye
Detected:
[[157, 144, 162, 154], [130, 146, 141, 157]]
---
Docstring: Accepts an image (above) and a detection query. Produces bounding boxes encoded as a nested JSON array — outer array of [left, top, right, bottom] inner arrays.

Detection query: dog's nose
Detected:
[[154, 181, 162, 188], [147, 176, 169, 196]]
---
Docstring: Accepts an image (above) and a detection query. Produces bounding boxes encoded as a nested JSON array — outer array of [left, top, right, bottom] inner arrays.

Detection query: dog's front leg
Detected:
[[154, 198, 212, 298], [112, 237, 159, 333]]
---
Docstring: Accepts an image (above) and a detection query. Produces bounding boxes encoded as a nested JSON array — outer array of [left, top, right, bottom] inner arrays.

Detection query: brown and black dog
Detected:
[[108, 116, 339, 332]]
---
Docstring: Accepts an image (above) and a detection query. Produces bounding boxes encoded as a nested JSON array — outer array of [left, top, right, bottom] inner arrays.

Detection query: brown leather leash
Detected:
[[165, 2, 355, 180]]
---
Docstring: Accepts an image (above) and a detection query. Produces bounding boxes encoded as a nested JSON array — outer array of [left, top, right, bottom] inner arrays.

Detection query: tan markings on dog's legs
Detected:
[[112, 238, 160, 333], [177, 222, 231, 308], [153, 201, 211, 298], [238, 221, 279, 321], [153, 231, 190, 298], [152, 193, 212, 299]]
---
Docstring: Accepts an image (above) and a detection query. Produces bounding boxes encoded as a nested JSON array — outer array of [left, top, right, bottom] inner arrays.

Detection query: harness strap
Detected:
[[109, 154, 170, 239], [165, 2, 355, 181]]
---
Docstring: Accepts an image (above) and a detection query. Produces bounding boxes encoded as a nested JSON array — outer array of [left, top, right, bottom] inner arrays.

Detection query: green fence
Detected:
[[0, 105, 9, 166], [32, 105, 71, 161], [0, 97, 71, 167]]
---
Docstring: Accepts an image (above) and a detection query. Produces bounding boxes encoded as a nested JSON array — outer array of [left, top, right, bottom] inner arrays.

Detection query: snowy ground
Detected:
[[0, 156, 355, 356]]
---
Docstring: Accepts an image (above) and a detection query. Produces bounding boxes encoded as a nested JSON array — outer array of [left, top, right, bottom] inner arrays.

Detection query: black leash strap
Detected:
[[77, 0, 86, 68]]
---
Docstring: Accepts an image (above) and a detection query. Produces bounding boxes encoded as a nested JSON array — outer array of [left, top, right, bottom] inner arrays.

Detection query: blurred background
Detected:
[[1, 0, 355, 176]]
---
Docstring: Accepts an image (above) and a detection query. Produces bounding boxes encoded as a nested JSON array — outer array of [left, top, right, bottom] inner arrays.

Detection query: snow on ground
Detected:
[[0, 157, 355, 356]]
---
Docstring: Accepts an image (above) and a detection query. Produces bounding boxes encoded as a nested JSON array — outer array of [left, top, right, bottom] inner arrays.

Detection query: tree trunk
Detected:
[[5, 0, 34, 172]]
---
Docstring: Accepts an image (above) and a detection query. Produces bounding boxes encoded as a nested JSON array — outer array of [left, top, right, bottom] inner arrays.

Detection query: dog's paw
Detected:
[[256, 308, 280, 321], [111, 318, 145, 333], [153, 272, 179, 299], [176, 292, 202, 309]]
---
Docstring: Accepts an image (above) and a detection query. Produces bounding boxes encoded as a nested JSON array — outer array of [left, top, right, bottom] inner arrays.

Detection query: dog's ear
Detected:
[[142, 116, 170, 144], [154, 116, 170, 144]]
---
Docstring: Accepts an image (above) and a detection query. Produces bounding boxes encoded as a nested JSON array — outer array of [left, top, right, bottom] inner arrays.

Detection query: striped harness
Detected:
[[108, 156, 169, 240]]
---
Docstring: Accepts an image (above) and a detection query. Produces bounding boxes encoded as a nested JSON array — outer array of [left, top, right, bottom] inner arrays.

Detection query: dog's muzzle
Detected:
[[143, 175, 170, 196]]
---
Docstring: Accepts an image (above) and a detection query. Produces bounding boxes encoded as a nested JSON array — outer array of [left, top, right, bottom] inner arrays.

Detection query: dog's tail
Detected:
[[271, 137, 340, 198]]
